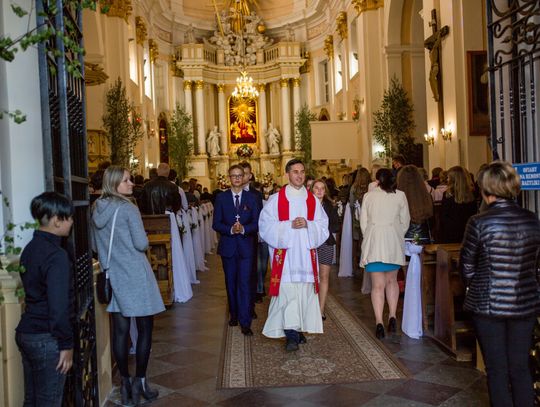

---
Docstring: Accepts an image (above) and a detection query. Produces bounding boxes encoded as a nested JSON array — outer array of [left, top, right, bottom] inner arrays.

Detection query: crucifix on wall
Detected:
[[424, 9, 449, 124]]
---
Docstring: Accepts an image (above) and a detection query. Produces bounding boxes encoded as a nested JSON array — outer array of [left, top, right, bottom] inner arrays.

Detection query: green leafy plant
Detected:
[[372, 76, 416, 162], [102, 78, 143, 168], [1, 1, 108, 123], [294, 104, 318, 176], [168, 105, 194, 181]]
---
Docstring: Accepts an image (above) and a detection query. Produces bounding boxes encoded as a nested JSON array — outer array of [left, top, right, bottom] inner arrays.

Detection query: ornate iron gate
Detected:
[[36, 0, 99, 405], [486, 0, 540, 213], [486, 0, 540, 401]]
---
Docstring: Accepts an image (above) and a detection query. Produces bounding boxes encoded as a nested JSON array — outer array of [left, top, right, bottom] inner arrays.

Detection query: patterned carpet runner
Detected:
[[218, 294, 410, 389]]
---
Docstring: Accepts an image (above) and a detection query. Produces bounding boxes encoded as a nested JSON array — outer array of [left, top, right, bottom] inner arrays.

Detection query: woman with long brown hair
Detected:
[[441, 166, 478, 242], [396, 165, 433, 242], [311, 179, 340, 320]]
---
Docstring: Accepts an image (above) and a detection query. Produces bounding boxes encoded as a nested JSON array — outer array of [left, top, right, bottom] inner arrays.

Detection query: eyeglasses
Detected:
[[229, 174, 243, 179]]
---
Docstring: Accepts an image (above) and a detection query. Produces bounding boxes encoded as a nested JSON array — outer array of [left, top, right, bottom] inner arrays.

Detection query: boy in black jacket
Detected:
[[15, 192, 74, 407]]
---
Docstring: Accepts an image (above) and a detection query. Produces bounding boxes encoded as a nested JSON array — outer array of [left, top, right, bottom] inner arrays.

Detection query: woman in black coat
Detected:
[[460, 161, 540, 407], [311, 179, 340, 320]]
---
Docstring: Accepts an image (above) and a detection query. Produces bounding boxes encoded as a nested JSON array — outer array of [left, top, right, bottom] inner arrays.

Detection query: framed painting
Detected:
[[467, 51, 490, 136], [228, 97, 258, 144]]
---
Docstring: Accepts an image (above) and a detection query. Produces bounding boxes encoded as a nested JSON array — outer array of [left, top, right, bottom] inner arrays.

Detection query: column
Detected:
[[280, 78, 292, 152], [184, 80, 193, 117], [258, 84, 268, 153], [292, 78, 301, 150], [217, 84, 228, 155], [340, 42, 348, 119], [195, 80, 206, 155]]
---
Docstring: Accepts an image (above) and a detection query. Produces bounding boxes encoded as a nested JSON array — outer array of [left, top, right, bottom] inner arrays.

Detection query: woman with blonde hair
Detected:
[[310, 179, 339, 320], [92, 166, 165, 405], [440, 166, 477, 242], [396, 165, 433, 242], [348, 167, 372, 268], [461, 161, 540, 407]]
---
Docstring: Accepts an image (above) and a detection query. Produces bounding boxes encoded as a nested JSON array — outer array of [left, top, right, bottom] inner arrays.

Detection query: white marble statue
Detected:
[[207, 126, 221, 157], [184, 24, 195, 44], [266, 123, 281, 155]]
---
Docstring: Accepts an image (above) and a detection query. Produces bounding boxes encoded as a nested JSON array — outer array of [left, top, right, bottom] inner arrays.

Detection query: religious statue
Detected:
[[266, 123, 281, 155], [424, 24, 449, 102], [286, 24, 295, 41], [184, 24, 195, 44], [207, 126, 221, 157]]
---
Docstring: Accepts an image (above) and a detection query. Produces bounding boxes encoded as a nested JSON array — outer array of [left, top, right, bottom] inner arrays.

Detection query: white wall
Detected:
[[0, 0, 45, 245]]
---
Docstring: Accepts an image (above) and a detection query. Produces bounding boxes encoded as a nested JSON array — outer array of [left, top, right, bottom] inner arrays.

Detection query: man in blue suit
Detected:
[[213, 165, 261, 336]]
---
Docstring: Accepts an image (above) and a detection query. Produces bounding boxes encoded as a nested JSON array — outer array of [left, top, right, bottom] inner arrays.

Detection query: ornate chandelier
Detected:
[[232, 70, 259, 99]]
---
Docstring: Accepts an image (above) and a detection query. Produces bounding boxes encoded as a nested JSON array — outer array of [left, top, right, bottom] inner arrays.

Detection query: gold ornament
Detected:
[[280, 78, 289, 88], [257, 24, 266, 34], [336, 12, 348, 40], [148, 39, 159, 63], [184, 81, 193, 91], [100, 0, 132, 21], [135, 17, 147, 45], [352, 0, 384, 15], [195, 80, 204, 90], [324, 35, 334, 60]]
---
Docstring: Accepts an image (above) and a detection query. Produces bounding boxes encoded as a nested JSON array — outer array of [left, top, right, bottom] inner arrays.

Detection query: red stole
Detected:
[[269, 187, 319, 297]]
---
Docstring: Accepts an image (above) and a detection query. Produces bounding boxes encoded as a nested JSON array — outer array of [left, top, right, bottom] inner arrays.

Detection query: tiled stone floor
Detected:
[[106, 254, 489, 406]]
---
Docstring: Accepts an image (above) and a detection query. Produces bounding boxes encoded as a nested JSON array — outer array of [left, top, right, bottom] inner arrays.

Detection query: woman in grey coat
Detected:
[[92, 166, 164, 405]]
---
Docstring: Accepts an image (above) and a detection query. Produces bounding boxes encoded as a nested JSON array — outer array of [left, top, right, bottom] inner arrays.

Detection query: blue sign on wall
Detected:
[[513, 163, 540, 190]]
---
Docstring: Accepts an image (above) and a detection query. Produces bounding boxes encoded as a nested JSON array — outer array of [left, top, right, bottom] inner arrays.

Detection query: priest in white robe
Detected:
[[259, 159, 329, 351]]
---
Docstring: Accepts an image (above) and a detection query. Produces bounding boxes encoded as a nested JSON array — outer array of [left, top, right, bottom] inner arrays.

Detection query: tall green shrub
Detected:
[[372, 76, 416, 161], [168, 105, 194, 180], [294, 104, 318, 176], [102, 78, 142, 168]]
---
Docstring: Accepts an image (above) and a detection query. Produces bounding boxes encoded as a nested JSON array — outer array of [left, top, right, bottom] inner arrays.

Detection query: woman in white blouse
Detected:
[[360, 168, 410, 339]]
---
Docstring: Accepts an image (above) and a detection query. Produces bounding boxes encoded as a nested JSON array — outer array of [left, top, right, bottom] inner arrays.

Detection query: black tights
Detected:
[[111, 313, 154, 378]]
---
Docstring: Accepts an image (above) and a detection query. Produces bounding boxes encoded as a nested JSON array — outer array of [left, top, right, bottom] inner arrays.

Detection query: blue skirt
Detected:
[[365, 262, 401, 272]]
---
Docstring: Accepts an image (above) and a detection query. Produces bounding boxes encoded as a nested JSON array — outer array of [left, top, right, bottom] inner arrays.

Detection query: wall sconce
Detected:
[[424, 128, 435, 146], [440, 123, 453, 142]]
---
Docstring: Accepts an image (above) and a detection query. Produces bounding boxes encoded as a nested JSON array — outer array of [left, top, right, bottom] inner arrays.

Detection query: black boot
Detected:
[[120, 376, 133, 406], [132, 377, 159, 405]]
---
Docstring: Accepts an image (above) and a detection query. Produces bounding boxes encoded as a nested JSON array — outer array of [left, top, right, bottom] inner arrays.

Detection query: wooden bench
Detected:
[[142, 215, 173, 307], [430, 244, 474, 361]]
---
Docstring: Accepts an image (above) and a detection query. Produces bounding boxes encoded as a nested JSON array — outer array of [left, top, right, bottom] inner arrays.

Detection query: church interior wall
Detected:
[[0, 0, 45, 242]]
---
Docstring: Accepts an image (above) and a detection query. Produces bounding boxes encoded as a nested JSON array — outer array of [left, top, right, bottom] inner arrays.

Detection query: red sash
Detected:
[[269, 187, 319, 296]]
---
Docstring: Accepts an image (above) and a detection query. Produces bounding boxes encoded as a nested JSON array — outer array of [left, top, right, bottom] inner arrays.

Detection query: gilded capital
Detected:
[[148, 39, 159, 63], [100, 0, 132, 21], [195, 80, 204, 90], [184, 80, 193, 91], [324, 35, 334, 60], [257, 83, 266, 93], [169, 54, 183, 77], [292, 78, 301, 87], [352, 0, 384, 15], [217, 83, 225, 93], [84, 62, 109, 86], [336, 12, 348, 40], [135, 17, 147, 45], [280, 78, 289, 88]]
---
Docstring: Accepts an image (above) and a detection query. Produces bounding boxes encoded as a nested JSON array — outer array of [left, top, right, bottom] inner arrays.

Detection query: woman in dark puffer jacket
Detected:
[[460, 161, 540, 407]]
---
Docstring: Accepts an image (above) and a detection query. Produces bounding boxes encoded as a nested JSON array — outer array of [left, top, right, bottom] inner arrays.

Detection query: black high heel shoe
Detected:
[[120, 376, 133, 406], [388, 317, 397, 334], [375, 323, 385, 340], [131, 377, 158, 405]]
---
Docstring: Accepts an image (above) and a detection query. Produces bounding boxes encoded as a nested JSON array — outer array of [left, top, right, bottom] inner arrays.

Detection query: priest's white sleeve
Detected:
[[258, 193, 293, 249], [306, 198, 329, 249]]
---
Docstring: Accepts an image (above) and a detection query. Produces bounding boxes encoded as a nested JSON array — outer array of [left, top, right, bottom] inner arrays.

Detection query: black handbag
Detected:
[[96, 207, 119, 305]]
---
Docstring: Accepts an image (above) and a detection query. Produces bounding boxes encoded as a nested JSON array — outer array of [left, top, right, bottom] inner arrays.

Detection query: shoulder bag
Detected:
[[96, 207, 120, 304]]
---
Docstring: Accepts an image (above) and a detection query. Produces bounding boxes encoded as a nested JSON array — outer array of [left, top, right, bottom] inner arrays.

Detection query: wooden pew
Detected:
[[432, 244, 474, 361], [142, 215, 174, 307]]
